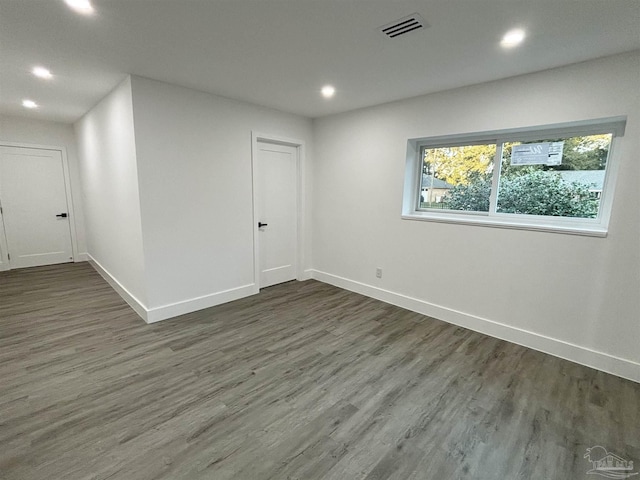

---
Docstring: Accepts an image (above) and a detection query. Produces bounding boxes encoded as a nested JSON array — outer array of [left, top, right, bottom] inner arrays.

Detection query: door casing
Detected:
[[0, 141, 80, 271], [251, 132, 306, 290]]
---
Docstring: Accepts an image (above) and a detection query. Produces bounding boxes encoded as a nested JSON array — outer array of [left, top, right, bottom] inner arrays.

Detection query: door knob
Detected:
[[258, 222, 268, 228], [56, 213, 68, 218]]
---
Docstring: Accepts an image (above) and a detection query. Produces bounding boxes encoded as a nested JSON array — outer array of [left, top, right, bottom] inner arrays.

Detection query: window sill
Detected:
[[401, 211, 608, 237]]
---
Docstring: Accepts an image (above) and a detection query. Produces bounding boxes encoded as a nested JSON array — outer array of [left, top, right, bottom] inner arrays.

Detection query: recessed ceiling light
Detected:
[[32, 66, 53, 79], [22, 99, 38, 109], [501, 28, 526, 48], [321, 85, 336, 99], [64, 0, 94, 15]]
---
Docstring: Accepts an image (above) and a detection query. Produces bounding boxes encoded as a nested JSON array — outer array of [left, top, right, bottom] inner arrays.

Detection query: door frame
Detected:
[[0, 141, 80, 271], [251, 132, 306, 290]]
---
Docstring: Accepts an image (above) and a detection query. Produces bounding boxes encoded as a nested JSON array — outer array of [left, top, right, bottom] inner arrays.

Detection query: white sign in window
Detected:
[[511, 141, 564, 166]]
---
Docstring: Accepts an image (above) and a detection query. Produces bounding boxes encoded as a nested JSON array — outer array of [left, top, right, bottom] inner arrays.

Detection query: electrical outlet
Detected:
[[376, 268, 382, 279]]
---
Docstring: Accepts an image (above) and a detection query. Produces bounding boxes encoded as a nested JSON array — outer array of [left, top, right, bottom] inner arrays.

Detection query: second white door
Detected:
[[256, 141, 297, 288]]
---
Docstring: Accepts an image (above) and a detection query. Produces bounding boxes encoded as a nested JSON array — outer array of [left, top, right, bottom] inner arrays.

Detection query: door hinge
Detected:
[[7, 253, 10, 260]]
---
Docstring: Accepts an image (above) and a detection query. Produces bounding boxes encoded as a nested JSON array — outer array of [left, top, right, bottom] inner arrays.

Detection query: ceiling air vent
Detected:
[[379, 13, 428, 39]]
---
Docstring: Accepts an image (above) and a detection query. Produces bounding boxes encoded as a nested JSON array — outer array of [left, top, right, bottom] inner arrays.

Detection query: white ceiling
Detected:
[[1, 0, 639, 123]]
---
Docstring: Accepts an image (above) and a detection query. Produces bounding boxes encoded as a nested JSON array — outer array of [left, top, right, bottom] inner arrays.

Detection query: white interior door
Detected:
[[0, 146, 74, 269], [256, 141, 297, 288]]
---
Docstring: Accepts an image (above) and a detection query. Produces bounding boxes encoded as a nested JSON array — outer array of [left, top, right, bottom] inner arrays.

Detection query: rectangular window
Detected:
[[403, 118, 626, 236]]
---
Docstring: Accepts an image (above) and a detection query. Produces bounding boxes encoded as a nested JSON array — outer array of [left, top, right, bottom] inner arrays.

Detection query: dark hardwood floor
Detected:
[[0, 263, 638, 480]]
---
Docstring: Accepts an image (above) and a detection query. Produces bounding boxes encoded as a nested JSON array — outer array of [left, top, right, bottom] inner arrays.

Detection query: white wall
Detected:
[[312, 51, 640, 381], [129, 76, 313, 319], [0, 114, 87, 257], [75, 77, 148, 308]]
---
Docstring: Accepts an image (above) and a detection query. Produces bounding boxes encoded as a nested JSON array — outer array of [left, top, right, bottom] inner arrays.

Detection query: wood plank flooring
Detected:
[[1, 263, 638, 480]]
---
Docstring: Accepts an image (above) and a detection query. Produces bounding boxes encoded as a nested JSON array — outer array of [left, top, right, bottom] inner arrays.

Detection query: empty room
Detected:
[[1, 1, 639, 479]]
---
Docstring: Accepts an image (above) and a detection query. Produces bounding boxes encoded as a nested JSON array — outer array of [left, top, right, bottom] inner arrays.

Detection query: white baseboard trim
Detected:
[[75, 252, 89, 262], [87, 255, 149, 322], [299, 269, 314, 281], [88, 254, 259, 324], [146, 284, 258, 323], [310, 269, 640, 384]]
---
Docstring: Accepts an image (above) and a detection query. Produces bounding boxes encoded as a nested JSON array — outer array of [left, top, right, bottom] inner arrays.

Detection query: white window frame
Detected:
[[402, 117, 626, 237]]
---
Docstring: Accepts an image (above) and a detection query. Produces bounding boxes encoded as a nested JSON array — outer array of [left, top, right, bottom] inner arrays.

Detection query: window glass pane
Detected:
[[420, 143, 495, 212], [497, 134, 611, 218]]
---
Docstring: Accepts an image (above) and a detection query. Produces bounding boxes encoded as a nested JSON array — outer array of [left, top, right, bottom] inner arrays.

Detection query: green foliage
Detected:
[[424, 144, 495, 185], [443, 173, 491, 212], [429, 134, 608, 217], [497, 170, 598, 217], [554, 134, 610, 171], [443, 170, 599, 218]]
